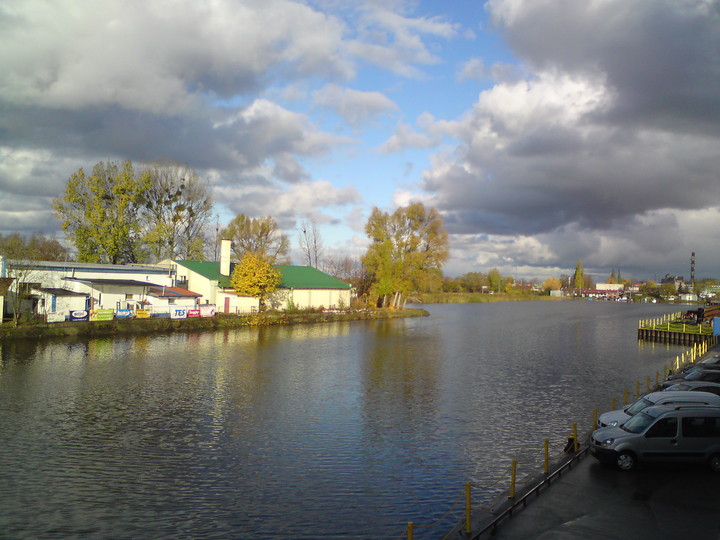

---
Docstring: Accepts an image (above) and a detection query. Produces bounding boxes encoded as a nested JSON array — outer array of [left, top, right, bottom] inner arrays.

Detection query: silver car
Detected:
[[597, 391, 720, 428], [591, 404, 720, 471]]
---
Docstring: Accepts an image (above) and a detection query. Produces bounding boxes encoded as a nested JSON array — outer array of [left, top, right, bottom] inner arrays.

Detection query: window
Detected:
[[646, 417, 677, 438], [125, 294, 134, 300], [682, 417, 720, 438]]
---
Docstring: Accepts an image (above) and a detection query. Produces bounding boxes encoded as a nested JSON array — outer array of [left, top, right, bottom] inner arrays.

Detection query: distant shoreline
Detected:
[[413, 292, 568, 303], [0, 308, 428, 342]]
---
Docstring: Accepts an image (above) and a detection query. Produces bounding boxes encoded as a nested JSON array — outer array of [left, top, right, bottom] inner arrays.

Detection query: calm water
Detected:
[[0, 301, 686, 538]]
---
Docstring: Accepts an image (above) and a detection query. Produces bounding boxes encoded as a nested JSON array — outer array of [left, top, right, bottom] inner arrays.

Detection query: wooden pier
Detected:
[[637, 328, 716, 345]]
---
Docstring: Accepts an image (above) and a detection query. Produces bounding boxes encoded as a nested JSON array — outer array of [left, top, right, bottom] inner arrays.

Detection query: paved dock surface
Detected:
[[463, 451, 720, 540]]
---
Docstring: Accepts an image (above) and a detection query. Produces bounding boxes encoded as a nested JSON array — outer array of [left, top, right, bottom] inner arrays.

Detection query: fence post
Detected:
[[465, 482, 472, 534]]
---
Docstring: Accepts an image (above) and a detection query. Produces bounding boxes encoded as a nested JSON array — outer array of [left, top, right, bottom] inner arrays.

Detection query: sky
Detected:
[[2, 0, 720, 283]]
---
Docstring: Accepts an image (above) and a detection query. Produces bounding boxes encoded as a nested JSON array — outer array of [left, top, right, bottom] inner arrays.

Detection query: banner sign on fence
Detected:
[[187, 309, 201, 318], [200, 305, 216, 318], [136, 309, 151, 319], [170, 308, 187, 319], [69, 310, 89, 322], [90, 309, 114, 321], [47, 312, 66, 323], [115, 309, 133, 318]]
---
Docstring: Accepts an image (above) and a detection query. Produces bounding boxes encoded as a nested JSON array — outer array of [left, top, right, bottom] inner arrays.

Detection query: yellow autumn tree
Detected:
[[230, 252, 281, 309]]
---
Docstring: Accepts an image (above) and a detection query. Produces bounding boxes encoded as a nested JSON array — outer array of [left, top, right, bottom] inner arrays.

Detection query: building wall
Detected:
[[272, 288, 351, 310]]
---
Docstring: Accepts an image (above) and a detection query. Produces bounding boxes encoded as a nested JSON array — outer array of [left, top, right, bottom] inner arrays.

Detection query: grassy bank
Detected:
[[413, 292, 568, 303], [0, 308, 428, 342]]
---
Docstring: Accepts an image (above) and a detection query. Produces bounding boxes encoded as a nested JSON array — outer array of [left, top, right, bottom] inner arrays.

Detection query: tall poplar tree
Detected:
[[573, 259, 585, 290], [53, 161, 151, 264]]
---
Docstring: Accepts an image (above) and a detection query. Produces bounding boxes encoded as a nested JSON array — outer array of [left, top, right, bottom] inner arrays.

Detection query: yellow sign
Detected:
[[136, 309, 151, 319]]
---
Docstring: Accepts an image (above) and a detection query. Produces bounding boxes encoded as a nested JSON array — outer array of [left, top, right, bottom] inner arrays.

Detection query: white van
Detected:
[[597, 391, 720, 428]]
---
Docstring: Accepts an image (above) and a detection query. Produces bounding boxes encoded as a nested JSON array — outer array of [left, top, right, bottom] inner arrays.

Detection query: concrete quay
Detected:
[[446, 447, 720, 540]]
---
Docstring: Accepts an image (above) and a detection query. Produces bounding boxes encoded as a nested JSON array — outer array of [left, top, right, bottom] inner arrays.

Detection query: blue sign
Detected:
[[69, 310, 89, 322]]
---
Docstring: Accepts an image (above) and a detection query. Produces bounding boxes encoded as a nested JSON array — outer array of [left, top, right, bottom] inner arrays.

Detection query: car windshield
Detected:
[[700, 357, 720, 366], [685, 371, 709, 381], [665, 383, 689, 391], [626, 397, 653, 415], [622, 412, 656, 433]]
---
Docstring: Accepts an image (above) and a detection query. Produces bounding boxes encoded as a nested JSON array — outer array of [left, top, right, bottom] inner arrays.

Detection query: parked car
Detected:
[[590, 404, 720, 471], [597, 391, 720, 428], [663, 381, 720, 397], [662, 369, 720, 386], [676, 355, 720, 375]]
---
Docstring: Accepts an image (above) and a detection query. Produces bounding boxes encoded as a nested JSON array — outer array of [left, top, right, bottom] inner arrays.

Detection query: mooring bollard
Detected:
[[465, 482, 472, 534], [509, 459, 517, 499]]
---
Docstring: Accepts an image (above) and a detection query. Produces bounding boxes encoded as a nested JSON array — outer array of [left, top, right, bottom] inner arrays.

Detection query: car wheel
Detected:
[[616, 451, 636, 471], [708, 454, 720, 473]]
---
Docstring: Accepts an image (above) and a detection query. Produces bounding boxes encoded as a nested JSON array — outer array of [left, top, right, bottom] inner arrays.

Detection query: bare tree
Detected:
[[141, 161, 214, 262], [299, 218, 323, 268]]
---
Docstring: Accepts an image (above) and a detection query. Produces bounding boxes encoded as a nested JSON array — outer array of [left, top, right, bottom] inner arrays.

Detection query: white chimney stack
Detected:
[[220, 239, 231, 276]]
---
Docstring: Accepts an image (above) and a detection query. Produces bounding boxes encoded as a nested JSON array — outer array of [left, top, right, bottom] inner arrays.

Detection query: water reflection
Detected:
[[0, 302, 686, 538]]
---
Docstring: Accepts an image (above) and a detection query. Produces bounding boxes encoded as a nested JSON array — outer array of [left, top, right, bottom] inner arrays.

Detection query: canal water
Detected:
[[0, 301, 686, 538]]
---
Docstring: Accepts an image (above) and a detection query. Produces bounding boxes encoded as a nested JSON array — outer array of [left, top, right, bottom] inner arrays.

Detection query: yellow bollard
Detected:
[[646, 376, 651, 392], [509, 460, 517, 499], [611, 396, 616, 410], [544, 439, 549, 475], [573, 423, 579, 453], [656, 371, 659, 387], [407, 522, 413, 540], [636, 380, 641, 398], [624, 388, 629, 405], [593, 408, 598, 430], [465, 482, 472, 534]]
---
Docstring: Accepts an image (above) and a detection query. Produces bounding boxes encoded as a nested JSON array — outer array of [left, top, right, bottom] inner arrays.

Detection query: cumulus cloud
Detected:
[[313, 84, 398, 126], [378, 121, 438, 152], [422, 0, 720, 278]]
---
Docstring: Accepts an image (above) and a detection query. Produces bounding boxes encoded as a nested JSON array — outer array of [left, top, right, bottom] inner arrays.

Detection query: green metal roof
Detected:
[[174, 261, 350, 290], [275, 265, 351, 289]]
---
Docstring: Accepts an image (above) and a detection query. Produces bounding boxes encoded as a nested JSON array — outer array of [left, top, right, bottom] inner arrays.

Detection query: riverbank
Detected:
[[0, 307, 428, 341]]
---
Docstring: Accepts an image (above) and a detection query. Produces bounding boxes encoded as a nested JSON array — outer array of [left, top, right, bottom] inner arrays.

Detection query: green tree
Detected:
[[220, 214, 289, 264], [573, 260, 585, 290], [141, 161, 214, 261], [0, 232, 69, 262], [487, 268, 503, 292], [230, 252, 281, 309], [362, 202, 449, 308], [53, 161, 151, 264]]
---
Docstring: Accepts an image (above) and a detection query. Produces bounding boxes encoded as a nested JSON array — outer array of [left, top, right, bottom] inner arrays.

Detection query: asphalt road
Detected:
[[460, 450, 720, 540]]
